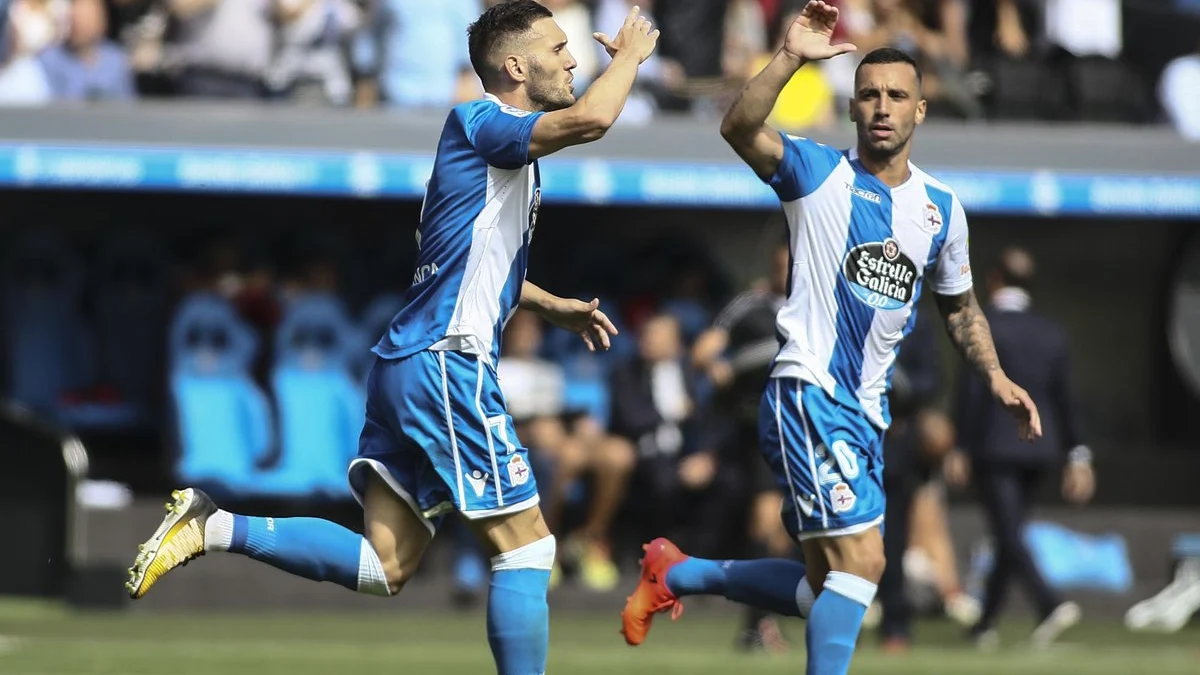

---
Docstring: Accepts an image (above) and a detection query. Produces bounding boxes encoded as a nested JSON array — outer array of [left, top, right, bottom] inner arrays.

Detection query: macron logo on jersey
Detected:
[[499, 104, 533, 118], [846, 182, 882, 204]]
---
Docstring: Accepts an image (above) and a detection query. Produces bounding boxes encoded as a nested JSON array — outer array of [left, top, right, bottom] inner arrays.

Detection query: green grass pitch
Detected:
[[1, 599, 1197, 674]]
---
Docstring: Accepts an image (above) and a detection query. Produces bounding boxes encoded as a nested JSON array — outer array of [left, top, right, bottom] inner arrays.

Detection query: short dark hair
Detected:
[[854, 47, 922, 85], [992, 247, 1036, 290], [467, 0, 554, 86]]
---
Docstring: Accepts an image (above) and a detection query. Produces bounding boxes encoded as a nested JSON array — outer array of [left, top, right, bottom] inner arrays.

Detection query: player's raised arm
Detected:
[[528, 6, 659, 160], [720, 1, 855, 180]]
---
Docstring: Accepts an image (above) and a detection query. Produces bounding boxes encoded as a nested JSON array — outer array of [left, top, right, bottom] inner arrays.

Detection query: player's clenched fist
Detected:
[[593, 5, 660, 64], [783, 1, 857, 63]]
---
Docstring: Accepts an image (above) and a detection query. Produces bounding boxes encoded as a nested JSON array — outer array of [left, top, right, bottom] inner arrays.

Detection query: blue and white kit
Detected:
[[759, 133, 973, 540], [350, 94, 545, 535]]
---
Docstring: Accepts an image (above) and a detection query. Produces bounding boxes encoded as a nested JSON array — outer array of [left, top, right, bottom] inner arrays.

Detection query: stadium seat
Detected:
[[0, 231, 93, 420], [78, 233, 172, 430], [168, 293, 273, 497], [1067, 56, 1152, 124], [264, 293, 365, 499]]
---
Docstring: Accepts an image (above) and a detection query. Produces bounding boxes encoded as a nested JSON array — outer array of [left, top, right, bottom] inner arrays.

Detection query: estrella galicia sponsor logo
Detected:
[[843, 238, 917, 310]]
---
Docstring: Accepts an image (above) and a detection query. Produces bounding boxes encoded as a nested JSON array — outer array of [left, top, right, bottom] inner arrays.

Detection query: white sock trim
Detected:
[[491, 535, 556, 572], [795, 578, 815, 618], [357, 539, 392, 597], [825, 571, 878, 608], [203, 510, 234, 552]]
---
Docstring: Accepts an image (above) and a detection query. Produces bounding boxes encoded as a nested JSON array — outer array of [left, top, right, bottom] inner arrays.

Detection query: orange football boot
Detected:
[[620, 537, 688, 646]]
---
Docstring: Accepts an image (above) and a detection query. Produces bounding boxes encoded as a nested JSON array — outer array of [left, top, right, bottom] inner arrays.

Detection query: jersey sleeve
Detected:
[[928, 196, 974, 296], [765, 133, 844, 202], [464, 102, 546, 170]]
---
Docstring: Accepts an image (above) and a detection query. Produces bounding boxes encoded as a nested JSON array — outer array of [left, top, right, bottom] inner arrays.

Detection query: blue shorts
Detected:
[[348, 350, 540, 536], [758, 378, 885, 541]]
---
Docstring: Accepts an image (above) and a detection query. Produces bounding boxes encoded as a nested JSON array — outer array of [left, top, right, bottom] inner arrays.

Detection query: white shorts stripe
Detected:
[[795, 381, 829, 529], [438, 352, 466, 511], [474, 358, 504, 507], [774, 378, 804, 532]]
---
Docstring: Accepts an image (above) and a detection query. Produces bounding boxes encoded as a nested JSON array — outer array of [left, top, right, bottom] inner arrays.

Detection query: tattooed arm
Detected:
[[933, 289, 1001, 378], [934, 289, 1043, 440]]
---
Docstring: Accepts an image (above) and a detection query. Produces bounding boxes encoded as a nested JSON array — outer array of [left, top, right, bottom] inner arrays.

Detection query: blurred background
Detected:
[[0, 0, 1198, 673]]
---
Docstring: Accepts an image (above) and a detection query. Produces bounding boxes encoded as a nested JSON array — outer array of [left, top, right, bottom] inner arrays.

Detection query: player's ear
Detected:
[[847, 98, 856, 124], [915, 98, 927, 126], [503, 54, 527, 83]]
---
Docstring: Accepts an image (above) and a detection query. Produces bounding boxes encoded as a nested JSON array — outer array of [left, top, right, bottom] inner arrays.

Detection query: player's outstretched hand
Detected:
[[989, 373, 1043, 441], [542, 297, 619, 352], [783, 1, 857, 63], [594, 5, 660, 64]]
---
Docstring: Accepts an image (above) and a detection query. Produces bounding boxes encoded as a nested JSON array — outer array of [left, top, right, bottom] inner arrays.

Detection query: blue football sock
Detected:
[[665, 557, 813, 617], [487, 568, 551, 674], [805, 572, 876, 675], [228, 515, 390, 595]]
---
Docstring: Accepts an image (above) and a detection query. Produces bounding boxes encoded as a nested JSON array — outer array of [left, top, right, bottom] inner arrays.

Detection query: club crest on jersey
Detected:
[[921, 202, 944, 234], [830, 482, 856, 513], [843, 238, 917, 311], [507, 455, 531, 487]]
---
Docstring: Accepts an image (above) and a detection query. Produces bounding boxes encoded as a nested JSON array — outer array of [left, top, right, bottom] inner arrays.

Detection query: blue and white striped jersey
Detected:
[[766, 133, 973, 429], [373, 94, 545, 366]]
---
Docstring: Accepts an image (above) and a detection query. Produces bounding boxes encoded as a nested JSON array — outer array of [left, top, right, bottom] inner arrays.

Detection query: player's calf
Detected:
[[470, 507, 555, 675], [802, 529, 885, 675]]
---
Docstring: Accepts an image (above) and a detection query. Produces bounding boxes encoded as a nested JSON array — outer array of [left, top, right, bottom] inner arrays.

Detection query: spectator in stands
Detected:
[[610, 313, 739, 564], [37, 0, 135, 101], [265, 0, 361, 105], [592, 0, 680, 124], [166, 0, 273, 99], [352, 0, 481, 110], [0, 0, 52, 105], [966, 0, 1032, 61], [499, 309, 636, 592], [847, 0, 980, 118], [7, 0, 68, 58], [539, 0, 597, 90], [1158, 39, 1200, 141], [651, 0, 727, 114]]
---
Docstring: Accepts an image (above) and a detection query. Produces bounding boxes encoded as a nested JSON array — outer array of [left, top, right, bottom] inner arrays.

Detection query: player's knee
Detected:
[[752, 492, 783, 538], [491, 534, 556, 575], [851, 547, 887, 583], [597, 436, 636, 475], [828, 534, 886, 582], [364, 538, 423, 596]]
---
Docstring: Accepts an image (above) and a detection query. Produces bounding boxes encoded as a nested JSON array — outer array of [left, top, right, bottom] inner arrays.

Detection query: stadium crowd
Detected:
[[0, 0, 1197, 136]]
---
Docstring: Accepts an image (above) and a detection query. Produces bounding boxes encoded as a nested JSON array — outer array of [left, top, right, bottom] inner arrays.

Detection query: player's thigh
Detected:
[[394, 350, 543, 540], [804, 526, 886, 582], [467, 503, 552, 558], [362, 471, 433, 588], [349, 363, 452, 585], [758, 378, 886, 545]]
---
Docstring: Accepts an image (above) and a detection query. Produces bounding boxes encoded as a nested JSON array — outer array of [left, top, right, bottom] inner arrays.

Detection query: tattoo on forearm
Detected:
[[937, 291, 1001, 376]]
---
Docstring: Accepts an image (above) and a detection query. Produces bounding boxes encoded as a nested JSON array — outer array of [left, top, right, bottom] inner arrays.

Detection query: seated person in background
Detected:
[[37, 0, 135, 101], [610, 313, 742, 565], [499, 309, 634, 591]]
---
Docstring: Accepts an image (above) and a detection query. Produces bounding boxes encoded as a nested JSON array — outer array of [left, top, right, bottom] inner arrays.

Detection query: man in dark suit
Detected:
[[947, 247, 1096, 649]]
